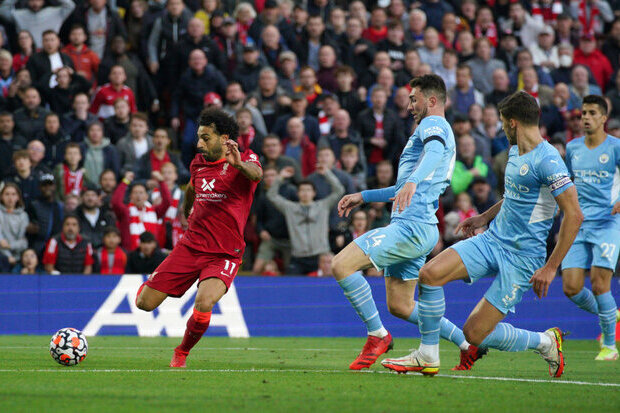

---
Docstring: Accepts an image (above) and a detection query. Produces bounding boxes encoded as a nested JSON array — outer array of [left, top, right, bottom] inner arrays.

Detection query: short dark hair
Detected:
[[131, 112, 149, 124], [582, 95, 608, 115], [62, 214, 80, 226], [69, 24, 86, 34], [103, 226, 121, 237], [42, 30, 58, 38], [65, 142, 81, 153], [409, 74, 447, 105], [298, 180, 316, 192], [0, 111, 13, 118], [498, 91, 540, 126], [198, 108, 239, 140], [139, 231, 157, 244]]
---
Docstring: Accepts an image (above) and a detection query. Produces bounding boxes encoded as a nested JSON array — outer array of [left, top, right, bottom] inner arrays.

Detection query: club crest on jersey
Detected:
[[220, 163, 229, 176], [201, 178, 215, 191], [599, 154, 609, 164], [519, 164, 529, 176]]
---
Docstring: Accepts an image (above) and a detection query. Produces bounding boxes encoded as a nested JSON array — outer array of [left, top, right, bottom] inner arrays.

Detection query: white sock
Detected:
[[458, 341, 470, 351], [368, 326, 389, 338], [536, 332, 552, 352], [419, 343, 439, 361], [603, 344, 618, 351]]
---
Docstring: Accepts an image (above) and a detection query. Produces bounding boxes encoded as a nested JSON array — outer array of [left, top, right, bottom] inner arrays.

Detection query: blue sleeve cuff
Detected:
[[362, 186, 396, 203]]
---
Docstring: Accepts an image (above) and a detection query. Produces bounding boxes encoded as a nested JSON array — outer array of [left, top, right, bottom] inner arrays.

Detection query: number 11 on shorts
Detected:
[[222, 259, 236, 277]]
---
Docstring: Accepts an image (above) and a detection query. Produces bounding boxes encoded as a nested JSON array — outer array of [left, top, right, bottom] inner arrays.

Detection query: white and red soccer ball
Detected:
[[49, 328, 88, 366]]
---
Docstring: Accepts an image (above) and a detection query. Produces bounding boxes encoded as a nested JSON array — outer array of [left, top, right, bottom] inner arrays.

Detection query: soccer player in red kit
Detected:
[[135, 108, 262, 368]]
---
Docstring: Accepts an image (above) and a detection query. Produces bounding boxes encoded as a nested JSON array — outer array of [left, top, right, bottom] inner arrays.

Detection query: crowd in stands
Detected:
[[0, 0, 618, 276]]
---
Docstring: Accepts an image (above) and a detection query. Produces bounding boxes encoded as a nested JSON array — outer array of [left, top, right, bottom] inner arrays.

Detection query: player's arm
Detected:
[[455, 199, 504, 238], [392, 134, 445, 213], [225, 140, 263, 181], [338, 186, 396, 218], [183, 183, 195, 219]]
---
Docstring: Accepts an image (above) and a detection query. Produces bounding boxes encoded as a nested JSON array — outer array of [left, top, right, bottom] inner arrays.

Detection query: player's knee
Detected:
[[562, 283, 581, 298], [136, 295, 156, 312], [331, 253, 347, 280], [591, 279, 611, 296], [418, 265, 439, 286], [194, 296, 217, 313], [387, 301, 412, 320]]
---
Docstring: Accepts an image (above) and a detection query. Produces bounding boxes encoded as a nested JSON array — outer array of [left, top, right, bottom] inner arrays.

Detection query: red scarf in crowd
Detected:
[[128, 201, 161, 250], [577, 0, 600, 34], [152, 185, 183, 247], [318, 110, 331, 136], [369, 114, 385, 165], [525, 83, 540, 104], [474, 23, 498, 47], [63, 164, 84, 196], [99, 247, 127, 275], [238, 126, 256, 152], [532, 1, 563, 25]]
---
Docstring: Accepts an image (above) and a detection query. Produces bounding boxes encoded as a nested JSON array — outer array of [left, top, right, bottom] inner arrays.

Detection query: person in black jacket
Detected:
[[61, 93, 98, 143], [0, 112, 27, 180], [233, 44, 265, 93], [247, 0, 300, 57], [37, 112, 71, 170], [13, 87, 49, 140], [125, 231, 167, 274], [338, 17, 376, 80], [170, 49, 227, 166], [42, 67, 92, 116], [75, 187, 116, 249], [355, 86, 404, 172], [172, 17, 227, 80], [26, 31, 74, 90], [135, 128, 189, 184], [26, 173, 64, 256], [42, 214, 94, 274]]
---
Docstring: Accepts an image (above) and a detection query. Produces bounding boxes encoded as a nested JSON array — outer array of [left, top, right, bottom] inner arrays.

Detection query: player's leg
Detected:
[[171, 278, 227, 368], [591, 265, 619, 360], [135, 284, 168, 311], [563, 268, 599, 314]]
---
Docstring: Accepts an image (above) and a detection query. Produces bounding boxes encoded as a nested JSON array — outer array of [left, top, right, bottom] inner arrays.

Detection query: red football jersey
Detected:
[[180, 150, 262, 257]]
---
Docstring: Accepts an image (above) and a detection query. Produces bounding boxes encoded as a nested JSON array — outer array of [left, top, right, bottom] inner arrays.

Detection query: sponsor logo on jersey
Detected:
[[505, 175, 530, 198], [201, 178, 215, 191], [250, 154, 257, 160], [423, 126, 443, 138], [519, 164, 529, 176], [573, 169, 609, 183], [599, 154, 609, 164]]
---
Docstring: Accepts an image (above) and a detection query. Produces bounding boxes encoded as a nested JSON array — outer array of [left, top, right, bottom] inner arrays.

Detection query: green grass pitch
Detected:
[[0, 336, 618, 412]]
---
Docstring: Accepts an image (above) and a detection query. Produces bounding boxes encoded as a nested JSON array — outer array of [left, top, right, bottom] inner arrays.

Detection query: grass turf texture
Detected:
[[0, 336, 618, 412]]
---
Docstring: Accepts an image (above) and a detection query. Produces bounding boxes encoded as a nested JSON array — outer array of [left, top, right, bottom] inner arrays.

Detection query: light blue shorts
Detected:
[[451, 231, 545, 314], [561, 222, 620, 271], [354, 219, 438, 281]]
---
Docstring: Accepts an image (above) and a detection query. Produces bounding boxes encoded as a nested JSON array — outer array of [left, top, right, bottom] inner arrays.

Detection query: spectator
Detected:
[[232, 1, 256, 44], [569, 0, 615, 36], [421, 0, 454, 31], [63, 192, 79, 214], [417, 27, 443, 73], [102, 98, 131, 145], [456, 30, 475, 63], [26, 173, 64, 255], [6, 68, 32, 113], [174, 17, 226, 79], [0, 49, 13, 109], [450, 63, 485, 117], [569, 64, 602, 103], [531, 0, 565, 26], [26, 30, 74, 91], [111, 171, 171, 251], [339, 17, 375, 79], [500, 1, 545, 48], [61, 0, 127, 59], [273, 92, 320, 144], [326, 7, 346, 39], [259, 25, 289, 71], [308, 251, 334, 277], [281, 117, 316, 177], [319, 108, 366, 167], [485, 68, 513, 107], [251, 165, 295, 274], [0, 112, 26, 180], [43, 214, 94, 274], [572, 33, 613, 92], [294, 66, 322, 105], [42, 67, 92, 116], [171, 48, 227, 166], [12, 248, 43, 274], [247, 0, 299, 57], [212, 16, 244, 76], [356, 86, 403, 171], [75, 187, 115, 250], [469, 176, 496, 214], [521, 67, 554, 107], [476, 105, 508, 158], [97, 35, 158, 113], [61, 93, 97, 143], [556, 12, 579, 47], [495, 30, 520, 73], [277, 50, 299, 94], [602, 18, 620, 73], [316, 45, 339, 93], [135, 128, 189, 184], [378, 21, 409, 73], [362, 7, 388, 43], [444, 192, 478, 244], [6, 150, 41, 205], [315, 93, 340, 138], [436, 49, 458, 92], [90, 65, 137, 119], [62, 24, 100, 82], [27, 139, 51, 175], [80, 121, 120, 187], [467, 38, 507, 96], [366, 160, 395, 190], [474, 5, 498, 47], [554, 108, 583, 142], [116, 112, 152, 175], [259, 134, 302, 183], [509, 49, 554, 90], [334, 65, 364, 116], [233, 44, 264, 94], [267, 164, 344, 275], [606, 70, 620, 120], [0, 0, 75, 50], [247, 67, 289, 132], [236, 107, 264, 154], [222, 81, 267, 136], [13, 87, 49, 139], [552, 82, 579, 117], [451, 134, 495, 195], [338, 143, 366, 192], [529, 25, 559, 73], [53, 142, 85, 200], [98, 168, 116, 206], [96, 226, 126, 274], [12, 30, 35, 73], [150, 161, 184, 249], [0, 182, 29, 266], [452, 114, 491, 162], [38, 112, 71, 169], [551, 43, 576, 85], [125, 230, 167, 273]]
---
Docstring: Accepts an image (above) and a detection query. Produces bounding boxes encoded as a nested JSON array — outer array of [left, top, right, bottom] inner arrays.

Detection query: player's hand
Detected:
[[259, 230, 271, 241], [225, 140, 242, 168], [390, 182, 417, 213], [279, 166, 295, 179], [338, 192, 364, 217], [455, 214, 488, 238], [612, 201, 620, 215], [151, 171, 164, 182], [529, 265, 557, 299], [0, 239, 9, 249]]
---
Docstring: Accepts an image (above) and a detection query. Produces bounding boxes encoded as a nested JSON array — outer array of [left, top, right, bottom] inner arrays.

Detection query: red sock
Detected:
[[175, 309, 212, 355], [135, 283, 146, 306]]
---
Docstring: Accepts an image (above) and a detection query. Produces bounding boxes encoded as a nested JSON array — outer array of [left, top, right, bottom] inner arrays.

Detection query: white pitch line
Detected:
[[0, 368, 617, 388]]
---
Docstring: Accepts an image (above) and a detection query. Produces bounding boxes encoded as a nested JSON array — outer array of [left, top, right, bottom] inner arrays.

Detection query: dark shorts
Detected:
[[145, 243, 241, 297]]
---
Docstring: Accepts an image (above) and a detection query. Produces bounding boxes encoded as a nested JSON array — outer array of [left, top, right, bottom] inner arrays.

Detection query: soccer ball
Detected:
[[49, 328, 88, 366]]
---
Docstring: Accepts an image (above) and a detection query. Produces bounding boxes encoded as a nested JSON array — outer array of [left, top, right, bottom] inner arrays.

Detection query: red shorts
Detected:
[[145, 243, 241, 297]]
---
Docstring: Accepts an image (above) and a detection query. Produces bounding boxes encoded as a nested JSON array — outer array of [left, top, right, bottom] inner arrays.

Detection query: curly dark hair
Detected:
[[582, 95, 608, 115], [498, 91, 540, 126], [409, 74, 447, 105], [198, 108, 239, 140]]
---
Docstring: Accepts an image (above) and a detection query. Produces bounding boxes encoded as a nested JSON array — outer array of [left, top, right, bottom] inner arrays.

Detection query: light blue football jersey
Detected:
[[565, 135, 620, 229], [392, 115, 456, 224], [488, 141, 573, 257]]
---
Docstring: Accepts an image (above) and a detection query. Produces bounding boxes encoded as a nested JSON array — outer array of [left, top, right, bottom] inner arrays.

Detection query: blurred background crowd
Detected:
[[0, 0, 618, 276]]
